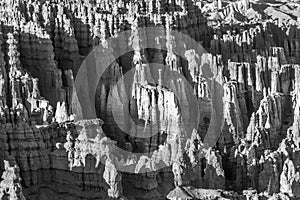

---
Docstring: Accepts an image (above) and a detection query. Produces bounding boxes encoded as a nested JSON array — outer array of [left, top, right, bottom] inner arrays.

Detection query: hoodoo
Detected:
[[0, 0, 299, 199]]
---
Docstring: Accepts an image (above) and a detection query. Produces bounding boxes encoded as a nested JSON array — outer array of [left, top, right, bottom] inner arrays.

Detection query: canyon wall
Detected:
[[0, 0, 300, 199]]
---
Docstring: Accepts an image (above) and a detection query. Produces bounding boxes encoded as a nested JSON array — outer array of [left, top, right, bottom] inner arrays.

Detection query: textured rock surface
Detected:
[[0, 0, 300, 200], [0, 160, 26, 200]]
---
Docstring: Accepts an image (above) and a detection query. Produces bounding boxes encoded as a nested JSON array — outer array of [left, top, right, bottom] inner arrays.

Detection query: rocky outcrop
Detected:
[[0, 0, 300, 199], [0, 160, 26, 200]]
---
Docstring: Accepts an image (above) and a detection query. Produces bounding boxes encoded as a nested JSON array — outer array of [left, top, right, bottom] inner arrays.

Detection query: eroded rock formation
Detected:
[[0, 0, 300, 199]]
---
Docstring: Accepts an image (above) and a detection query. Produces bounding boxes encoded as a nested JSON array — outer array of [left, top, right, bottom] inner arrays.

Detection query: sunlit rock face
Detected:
[[0, 0, 300, 199]]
